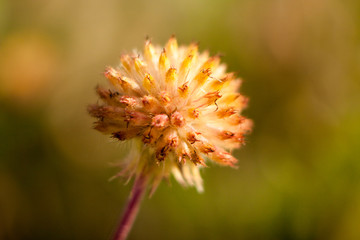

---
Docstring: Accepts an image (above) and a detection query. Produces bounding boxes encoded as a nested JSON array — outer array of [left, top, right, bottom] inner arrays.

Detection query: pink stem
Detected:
[[113, 175, 148, 240]]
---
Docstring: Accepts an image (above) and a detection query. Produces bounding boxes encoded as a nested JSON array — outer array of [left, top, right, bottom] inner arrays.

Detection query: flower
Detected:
[[88, 36, 252, 194]]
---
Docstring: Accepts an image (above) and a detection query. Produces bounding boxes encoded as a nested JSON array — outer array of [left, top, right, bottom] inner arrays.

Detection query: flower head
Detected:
[[88, 37, 252, 193]]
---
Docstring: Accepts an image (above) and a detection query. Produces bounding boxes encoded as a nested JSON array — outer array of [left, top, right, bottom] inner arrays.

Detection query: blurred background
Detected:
[[1, 0, 360, 239]]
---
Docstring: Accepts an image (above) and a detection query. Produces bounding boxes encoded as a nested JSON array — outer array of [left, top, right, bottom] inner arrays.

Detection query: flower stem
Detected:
[[113, 174, 148, 240]]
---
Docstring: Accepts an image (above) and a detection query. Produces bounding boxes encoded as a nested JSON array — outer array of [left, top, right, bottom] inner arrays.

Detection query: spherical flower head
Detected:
[[88, 37, 252, 194]]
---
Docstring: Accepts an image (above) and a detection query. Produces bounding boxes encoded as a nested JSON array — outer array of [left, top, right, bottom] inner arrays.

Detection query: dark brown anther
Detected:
[[220, 130, 235, 140], [142, 127, 153, 144], [191, 151, 206, 166], [113, 131, 127, 141], [186, 132, 199, 144], [156, 145, 170, 162], [199, 143, 216, 154]]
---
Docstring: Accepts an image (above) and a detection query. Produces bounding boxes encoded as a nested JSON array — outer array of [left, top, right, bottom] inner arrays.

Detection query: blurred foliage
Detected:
[[1, 0, 360, 239]]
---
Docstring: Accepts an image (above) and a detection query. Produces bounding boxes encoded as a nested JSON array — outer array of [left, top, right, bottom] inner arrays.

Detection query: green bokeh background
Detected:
[[1, 0, 360, 239]]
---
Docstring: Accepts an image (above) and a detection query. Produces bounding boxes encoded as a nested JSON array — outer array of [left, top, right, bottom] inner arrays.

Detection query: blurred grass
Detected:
[[1, 0, 360, 239]]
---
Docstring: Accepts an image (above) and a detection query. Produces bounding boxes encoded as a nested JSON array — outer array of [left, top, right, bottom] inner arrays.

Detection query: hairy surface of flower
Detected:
[[88, 37, 252, 193]]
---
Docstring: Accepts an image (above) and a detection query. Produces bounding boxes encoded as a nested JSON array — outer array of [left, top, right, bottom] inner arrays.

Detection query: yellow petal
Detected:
[[165, 67, 177, 84], [165, 36, 178, 57], [120, 54, 132, 72], [159, 49, 170, 75], [144, 40, 156, 62], [143, 73, 155, 92]]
